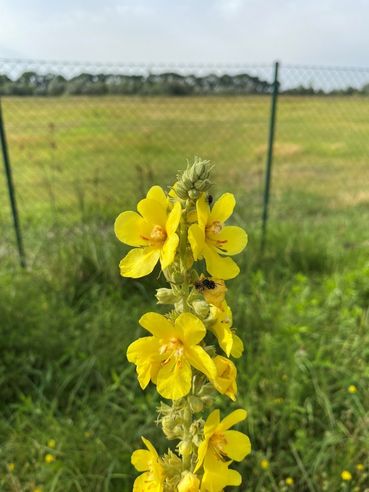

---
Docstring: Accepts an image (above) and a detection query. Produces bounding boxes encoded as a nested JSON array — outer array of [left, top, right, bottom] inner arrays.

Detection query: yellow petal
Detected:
[[114, 211, 151, 247], [203, 245, 240, 280], [231, 334, 244, 358], [218, 409, 247, 432], [188, 224, 205, 260], [126, 337, 161, 389], [160, 233, 179, 269], [166, 202, 181, 235], [204, 409, 221, 435], [194, 439, 209, 473], [196, 193, 210, 229], [156, 357, 192, 400], [131, 449, 151, 472], [209, 193, 235, 224], [139, 312, 175, 338], [175, 313, 206, 345], [186, 346, 216, 381], [201, 454, 242, 491], [202, 280, 227, 308], [212, 356, 237, 401], [210, 312, 233, 357], [141, 436, 159, 458], [137, 198, 167, 227], [133, 472, 150, 492], [223, 430, 251, 461], [209, 226, 248, 256], [119, 247, 160, 278], [146, 185, 167, 209]]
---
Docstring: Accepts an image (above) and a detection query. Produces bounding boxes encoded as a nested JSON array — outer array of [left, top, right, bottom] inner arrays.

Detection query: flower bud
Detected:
[[174, 182, 189, 199], [188, 395, 204, 413], [156, 288, 177, 304], [178, 439, 192, 457], [192, 299, 210, 319], [188, 189, 200, 200], [176, 158, 213, 201], [195, 178, 212, 191], [178, 472, 201, 492]]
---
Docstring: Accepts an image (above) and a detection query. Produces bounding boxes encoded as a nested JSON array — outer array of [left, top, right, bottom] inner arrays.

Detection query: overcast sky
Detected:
[[0, 0, 369, 66]]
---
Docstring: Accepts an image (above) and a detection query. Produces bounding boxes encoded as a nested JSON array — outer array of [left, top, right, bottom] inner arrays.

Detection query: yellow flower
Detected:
[[285, 477, 294, 486], [260, 459, 270, 470], [195, 275, 227, 308], [115, 186, 181, 278], [195, 409, 251, 481], [348, 385, 358, 394], [127, 312, 216, 400], [44, 453, 55, 464], [356, 463, 364, 472], [47, 439, 56, 449], [208, 302, 244, 358], [33, 488, 43, 492], [178, 472, 200, 491], [341, 470, 352, 481], [212, 355, 237, 401], [188, 193, 248, 279], [200, 458, 242, 492], [131, 437, 164, 492], [7, 462, 15, 472]]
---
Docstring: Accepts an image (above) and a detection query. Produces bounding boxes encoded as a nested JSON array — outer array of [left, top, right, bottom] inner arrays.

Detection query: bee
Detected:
[[206, 194, 213, 205], [194, 277, 218, 292], [193, 276, 227, 309]]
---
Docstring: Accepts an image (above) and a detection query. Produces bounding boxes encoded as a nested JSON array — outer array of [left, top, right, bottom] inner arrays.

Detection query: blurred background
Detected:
[[0, 1, 368, 491]]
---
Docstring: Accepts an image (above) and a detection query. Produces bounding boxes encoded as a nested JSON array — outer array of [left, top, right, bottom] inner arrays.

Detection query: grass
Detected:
[[0, 96, 368, 491]]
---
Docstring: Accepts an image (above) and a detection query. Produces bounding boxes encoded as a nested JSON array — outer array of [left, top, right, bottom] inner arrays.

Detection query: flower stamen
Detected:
[[150, 225, 167, 244], [206, 220, 223, 235]]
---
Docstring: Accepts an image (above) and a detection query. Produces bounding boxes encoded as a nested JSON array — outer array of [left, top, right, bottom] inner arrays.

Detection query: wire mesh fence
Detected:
[[1, 59, 369, 267]]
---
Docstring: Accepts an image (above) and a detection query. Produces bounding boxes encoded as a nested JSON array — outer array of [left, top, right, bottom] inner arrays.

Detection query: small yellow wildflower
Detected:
[[260, 459, 270, 470], [131, 437, 164, 490], [127, 312, 216, 400], [47, 439, 56, 448], [208, 302, 244, 358], [177, 471, 200, 491], [273, 397, 284, 405], [212, 355, 237, 401], [356, 463, 364, 472], [188, 193, 248, 279], [7, 463, 15, 472], [348, 385, 358, 394], [33, 487, 43, 492], [341, 470, 352, 481], [195, 409, 251, 485], [44, 453, 56, 464], [285, 477, 294, 486], [115, 186, 181, 278]]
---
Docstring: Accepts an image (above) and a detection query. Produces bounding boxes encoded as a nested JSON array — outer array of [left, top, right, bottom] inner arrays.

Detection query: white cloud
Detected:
[[216, 0, 245, 17]]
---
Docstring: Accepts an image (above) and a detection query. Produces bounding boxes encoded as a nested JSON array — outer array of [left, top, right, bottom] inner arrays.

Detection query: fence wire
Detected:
[[0, 59, 369, 267]]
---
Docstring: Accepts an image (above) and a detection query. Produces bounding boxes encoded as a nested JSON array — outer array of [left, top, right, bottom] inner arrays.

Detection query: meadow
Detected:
[[0, 96, 368, 491]]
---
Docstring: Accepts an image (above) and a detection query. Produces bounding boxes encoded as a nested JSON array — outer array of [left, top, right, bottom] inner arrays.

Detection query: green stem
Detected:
[[178, 201, 195, 471]]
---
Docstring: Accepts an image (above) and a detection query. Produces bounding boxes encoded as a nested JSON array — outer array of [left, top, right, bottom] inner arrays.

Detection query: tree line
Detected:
[[0, 71, 368, 96]]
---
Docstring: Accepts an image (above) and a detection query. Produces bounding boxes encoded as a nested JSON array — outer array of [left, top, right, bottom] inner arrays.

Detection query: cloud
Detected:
[[216, 0, 245, 17]]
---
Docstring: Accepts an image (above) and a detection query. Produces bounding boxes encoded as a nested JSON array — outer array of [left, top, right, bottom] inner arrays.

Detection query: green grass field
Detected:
[[0, 96, 368, 491]]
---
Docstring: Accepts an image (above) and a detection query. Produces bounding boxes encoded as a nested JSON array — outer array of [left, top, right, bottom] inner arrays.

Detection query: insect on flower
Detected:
[[194, 275, 227, 308]]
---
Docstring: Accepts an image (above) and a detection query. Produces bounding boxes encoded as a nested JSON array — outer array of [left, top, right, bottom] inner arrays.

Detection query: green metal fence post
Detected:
[[0, 98, 26, 268], [261, 61, 279, 252]]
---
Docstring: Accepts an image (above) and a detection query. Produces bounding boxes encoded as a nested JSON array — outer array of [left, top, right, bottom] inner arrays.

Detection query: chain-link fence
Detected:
[[1, 59, 369, 267]]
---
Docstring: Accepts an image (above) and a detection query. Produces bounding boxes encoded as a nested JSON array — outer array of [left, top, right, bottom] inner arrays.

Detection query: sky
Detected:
[[0, 0, 369, 66]]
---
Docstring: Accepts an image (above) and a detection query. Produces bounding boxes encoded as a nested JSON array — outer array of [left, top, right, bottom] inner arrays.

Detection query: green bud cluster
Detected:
[[175, 157, 213, 200]]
